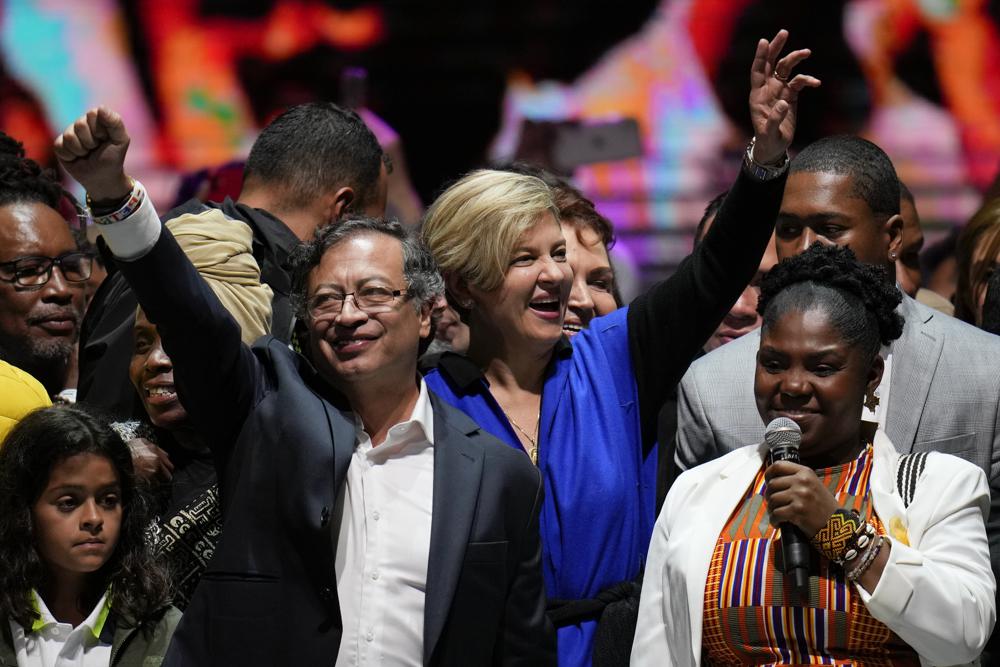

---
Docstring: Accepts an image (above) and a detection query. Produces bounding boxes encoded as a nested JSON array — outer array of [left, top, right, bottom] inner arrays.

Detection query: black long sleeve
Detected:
[[627, 167, 786, 452], [115, 227, 262, 470]]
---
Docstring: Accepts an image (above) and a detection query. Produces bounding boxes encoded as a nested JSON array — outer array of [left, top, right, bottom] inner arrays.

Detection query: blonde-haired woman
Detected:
[[420, 31, 820, 665]]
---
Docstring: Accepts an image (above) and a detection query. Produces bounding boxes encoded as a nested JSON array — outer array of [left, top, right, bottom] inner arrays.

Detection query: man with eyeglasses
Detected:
[[56, 109, 554, 666], [0, 147, 88, 399]]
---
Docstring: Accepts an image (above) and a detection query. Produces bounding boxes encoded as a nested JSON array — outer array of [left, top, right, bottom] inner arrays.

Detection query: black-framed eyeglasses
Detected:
[[308, 286, 409, 316], [0, 252, 94, 287]]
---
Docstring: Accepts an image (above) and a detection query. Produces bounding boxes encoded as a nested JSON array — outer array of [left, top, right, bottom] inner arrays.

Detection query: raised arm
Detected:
[[627, 30, 820, 448], [55, 108, 261, 459]]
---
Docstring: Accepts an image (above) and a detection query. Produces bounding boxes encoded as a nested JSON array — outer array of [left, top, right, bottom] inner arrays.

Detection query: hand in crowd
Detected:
[[53, 106, 132, 202], [127, 436, 175, 482], [749, 29, 821, 164], [763, 460, 839, 538]]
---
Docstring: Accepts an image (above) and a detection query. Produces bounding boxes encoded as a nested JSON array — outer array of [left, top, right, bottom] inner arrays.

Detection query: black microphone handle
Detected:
[[782, 525, 811, 592], [769, 447, 811, 593]]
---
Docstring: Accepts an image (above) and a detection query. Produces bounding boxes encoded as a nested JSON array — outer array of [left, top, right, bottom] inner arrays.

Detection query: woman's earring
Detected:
[[889, 252, 897, 260], [864, 387, 880, 412], [462, 300, 474, 309]]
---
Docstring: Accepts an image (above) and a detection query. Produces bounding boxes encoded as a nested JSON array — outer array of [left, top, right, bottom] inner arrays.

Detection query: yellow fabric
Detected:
[[889, 515, 911, 546], [165, 211, 273, 345], [0, 360, 51, 445], [916, 287, 955, 317], [29, 588, 111, 638]]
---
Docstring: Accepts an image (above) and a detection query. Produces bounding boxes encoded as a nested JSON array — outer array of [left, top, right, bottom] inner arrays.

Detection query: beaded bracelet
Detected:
[[846, 534, 884, 583], [811, 509, 874, 564], [88, 178, 143, 225]]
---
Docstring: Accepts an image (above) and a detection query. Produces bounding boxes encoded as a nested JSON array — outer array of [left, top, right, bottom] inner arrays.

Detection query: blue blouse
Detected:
[[425, 308, 657, 666]]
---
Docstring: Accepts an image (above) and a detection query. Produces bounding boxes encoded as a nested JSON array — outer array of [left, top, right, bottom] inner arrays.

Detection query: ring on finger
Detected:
[[773, 70, 790, 83]]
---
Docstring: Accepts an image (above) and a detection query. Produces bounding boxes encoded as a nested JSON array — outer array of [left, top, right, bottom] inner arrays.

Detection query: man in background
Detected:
[[0, 141, 87, 400], [896, 180, 954, 315]]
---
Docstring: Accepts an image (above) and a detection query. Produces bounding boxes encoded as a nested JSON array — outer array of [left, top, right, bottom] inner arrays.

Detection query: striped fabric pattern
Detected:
[[701, 445, 919, 666], [895, 452, 928, 509]]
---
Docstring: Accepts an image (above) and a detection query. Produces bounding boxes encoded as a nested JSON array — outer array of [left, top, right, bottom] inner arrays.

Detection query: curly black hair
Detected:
[[0, 131, 26, 159], [757, 244, 904, 362], [0, 132, 63, 210], [0, 404, 171, 630]]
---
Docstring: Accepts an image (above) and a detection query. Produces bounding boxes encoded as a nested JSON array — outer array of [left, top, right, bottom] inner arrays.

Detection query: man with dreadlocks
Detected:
[[0, 133, 89, 398]]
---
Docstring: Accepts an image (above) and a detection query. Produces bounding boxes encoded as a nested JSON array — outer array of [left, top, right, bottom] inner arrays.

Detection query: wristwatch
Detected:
[[743, 137, 789, 181]]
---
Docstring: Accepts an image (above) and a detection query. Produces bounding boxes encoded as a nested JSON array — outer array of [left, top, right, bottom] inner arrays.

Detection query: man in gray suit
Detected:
[[674, 136, 1000, 618]]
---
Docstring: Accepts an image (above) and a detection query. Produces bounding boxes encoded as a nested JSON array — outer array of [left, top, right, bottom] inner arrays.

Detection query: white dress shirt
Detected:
[[10, 591, 111, 667], [335, 380, 435, 666]]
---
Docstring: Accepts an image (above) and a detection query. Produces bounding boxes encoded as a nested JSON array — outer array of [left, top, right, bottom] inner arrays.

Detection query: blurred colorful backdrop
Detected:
[[4, 0, 1000, 287]]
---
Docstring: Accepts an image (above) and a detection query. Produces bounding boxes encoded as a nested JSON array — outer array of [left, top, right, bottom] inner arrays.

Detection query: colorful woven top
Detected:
[[701, 444, 919, 666]]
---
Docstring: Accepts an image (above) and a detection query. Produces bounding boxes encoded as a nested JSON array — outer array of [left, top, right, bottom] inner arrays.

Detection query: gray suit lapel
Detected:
[[886, 295, 944, 451], [423, 396, 484, 664]]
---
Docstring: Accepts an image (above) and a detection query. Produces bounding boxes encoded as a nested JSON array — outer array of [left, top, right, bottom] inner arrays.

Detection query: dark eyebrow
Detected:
[[312, 276, 395, 293], [805, 346, 846, 358], [775, 212, 852, 224], [49, 483, 121, 494], [49, 484, 86, 494]]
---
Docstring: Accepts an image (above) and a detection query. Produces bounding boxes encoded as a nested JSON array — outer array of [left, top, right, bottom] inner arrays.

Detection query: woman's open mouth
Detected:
[[145, 384, 178, 406], [529, 297, 562, 321]]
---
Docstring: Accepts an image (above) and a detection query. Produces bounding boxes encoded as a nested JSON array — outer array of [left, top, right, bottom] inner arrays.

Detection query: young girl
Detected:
[[0, 404, 179, 666]]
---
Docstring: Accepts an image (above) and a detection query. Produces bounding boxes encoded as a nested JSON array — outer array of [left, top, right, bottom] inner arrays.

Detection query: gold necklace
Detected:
[[507, 410, 541, 465]]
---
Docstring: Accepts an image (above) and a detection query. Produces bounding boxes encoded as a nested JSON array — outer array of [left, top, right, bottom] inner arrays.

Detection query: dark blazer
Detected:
[[115, 226, 555, 666]]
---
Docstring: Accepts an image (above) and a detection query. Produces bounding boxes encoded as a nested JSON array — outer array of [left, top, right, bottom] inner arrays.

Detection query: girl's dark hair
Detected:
[[757, 244, 904, 361], [0, 405, 171, 629]]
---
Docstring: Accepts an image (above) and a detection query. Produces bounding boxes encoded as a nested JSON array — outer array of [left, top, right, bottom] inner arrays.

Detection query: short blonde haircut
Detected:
[[421, 169, 558, 292]]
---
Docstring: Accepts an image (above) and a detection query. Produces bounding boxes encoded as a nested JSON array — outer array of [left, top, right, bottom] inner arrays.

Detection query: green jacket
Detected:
[[0, 605, 181, 667]]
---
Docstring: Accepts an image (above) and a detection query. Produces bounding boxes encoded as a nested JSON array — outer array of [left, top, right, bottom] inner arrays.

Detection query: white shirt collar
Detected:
[[31, 589, 111, 639], [355, 379, 435, 459]]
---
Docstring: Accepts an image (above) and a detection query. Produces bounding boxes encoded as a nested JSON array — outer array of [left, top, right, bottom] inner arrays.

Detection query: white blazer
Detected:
[[631, 431, 996, 667]]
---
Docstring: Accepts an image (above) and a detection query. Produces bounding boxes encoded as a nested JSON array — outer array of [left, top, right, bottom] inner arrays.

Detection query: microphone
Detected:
[[765, 417, 810, 593]]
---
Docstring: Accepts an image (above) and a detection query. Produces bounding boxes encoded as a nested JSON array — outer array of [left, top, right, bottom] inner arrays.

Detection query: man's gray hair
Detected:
[[289, 217, 444, 320]]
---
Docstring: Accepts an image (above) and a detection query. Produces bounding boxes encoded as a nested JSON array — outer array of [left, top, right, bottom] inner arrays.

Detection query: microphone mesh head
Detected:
[[764, 417, 801, 451]]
